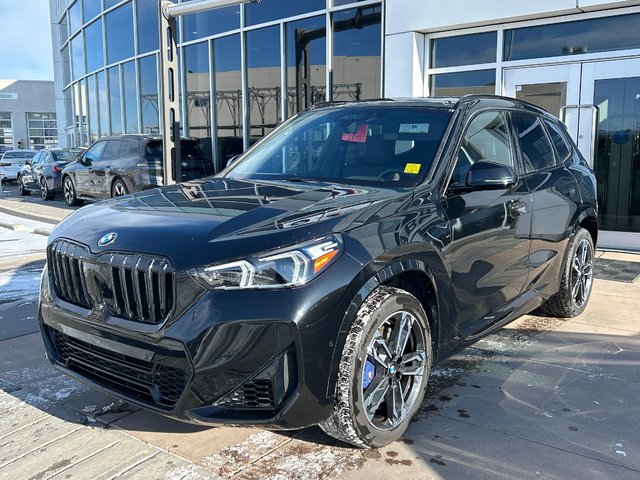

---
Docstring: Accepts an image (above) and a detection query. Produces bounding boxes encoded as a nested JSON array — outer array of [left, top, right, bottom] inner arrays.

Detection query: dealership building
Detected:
[[0, 80, 57, 154], [48, 0, 640, 249]]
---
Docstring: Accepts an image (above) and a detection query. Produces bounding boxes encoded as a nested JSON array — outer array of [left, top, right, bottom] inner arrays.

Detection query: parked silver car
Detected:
[[0, 149, 38, 181]]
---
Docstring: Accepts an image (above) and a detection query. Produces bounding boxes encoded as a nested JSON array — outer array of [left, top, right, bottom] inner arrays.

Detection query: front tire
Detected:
[[111, 178, 129, 198], [320, 286, 432, 448], [541, 228, 595, 317], [63, 176, 82, 206], [18, 175, 30, 195]]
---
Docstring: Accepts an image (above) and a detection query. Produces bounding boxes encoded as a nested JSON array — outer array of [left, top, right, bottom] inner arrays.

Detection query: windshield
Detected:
[[2, 151, 36, 160], [225, 106, 453, 187]]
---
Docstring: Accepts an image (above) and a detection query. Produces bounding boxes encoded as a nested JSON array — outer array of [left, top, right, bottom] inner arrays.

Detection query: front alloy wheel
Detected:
[[320, 286, 432, 448], [63, 176, 82, 206]]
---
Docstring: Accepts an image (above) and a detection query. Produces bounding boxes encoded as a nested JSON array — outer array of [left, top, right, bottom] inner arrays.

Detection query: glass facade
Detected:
[[54, 0, 384, 154]]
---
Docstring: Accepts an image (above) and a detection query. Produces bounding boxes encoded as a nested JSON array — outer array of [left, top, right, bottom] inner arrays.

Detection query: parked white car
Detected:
[[0, 149, 38, 181]]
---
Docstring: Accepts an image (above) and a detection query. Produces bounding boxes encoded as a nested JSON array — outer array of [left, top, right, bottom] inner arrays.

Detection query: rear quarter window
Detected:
[[511, 112, 556, 173]]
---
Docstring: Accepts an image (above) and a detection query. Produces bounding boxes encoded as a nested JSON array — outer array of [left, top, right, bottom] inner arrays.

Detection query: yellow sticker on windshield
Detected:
[[404, 163, 421, 174]]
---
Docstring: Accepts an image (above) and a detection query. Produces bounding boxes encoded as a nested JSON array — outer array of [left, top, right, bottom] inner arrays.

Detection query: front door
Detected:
[[504, 60, 640, 250]]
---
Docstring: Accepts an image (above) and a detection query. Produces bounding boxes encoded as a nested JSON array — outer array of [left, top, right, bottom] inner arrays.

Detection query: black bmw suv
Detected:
[[61, 134, 214, 205], [38, 96, 598, 448]]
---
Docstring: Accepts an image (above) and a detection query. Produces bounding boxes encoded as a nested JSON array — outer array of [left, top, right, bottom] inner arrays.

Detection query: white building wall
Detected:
[[0, 80, 56, 147], [384, 0, 640, 97]]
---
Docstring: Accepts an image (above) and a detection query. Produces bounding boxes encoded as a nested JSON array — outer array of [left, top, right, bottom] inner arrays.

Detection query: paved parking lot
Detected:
[[1, 181, 640, 479]]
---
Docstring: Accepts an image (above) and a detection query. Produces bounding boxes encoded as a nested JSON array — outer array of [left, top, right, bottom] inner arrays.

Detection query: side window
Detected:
[[31, 152, 43, 164], [101, 141, 122, 161], [85, 141, 107, 163], [512, 112, 556, 173], [118, 140, 133, 158], [42, 152, 51, 164], [543, 119, 571, 163], [451, 111, 513, 185]]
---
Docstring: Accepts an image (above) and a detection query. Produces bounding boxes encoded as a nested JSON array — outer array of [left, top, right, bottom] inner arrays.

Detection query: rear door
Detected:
[[444, 110, 532, 338], [22, 151, 41, 189], [511, 112, 582, 293]]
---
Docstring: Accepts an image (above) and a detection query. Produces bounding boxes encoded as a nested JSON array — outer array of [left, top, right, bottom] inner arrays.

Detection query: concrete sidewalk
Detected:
[[0, 197, 74, 225]]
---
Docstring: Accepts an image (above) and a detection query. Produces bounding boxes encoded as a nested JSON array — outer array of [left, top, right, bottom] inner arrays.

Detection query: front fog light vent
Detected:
[[228, 379, 274, 408]]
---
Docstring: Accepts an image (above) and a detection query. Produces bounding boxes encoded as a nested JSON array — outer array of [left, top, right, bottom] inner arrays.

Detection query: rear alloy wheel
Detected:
[[320, 286, 432, 448], [541, 228, 595, 317], [63, 176, 82, 206], [40, 177, 54, 200], [111, 178, 129, 198], [18, 175, 30, 196]]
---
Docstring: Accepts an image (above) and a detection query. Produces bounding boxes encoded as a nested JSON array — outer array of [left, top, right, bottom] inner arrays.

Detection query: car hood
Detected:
[[50, 177, 412, 270]]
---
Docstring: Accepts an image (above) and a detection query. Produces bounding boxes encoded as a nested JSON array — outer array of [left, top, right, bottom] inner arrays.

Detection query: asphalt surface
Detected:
[[1, 181, 640, 479]]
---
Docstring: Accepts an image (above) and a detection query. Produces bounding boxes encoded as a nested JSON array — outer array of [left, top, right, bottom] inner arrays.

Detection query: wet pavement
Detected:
[[1, 181, 640, 479]]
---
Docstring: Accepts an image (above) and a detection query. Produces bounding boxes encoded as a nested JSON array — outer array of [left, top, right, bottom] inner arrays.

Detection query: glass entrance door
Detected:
[[582, 59, 640, 243], [503, 64, 581, 148]]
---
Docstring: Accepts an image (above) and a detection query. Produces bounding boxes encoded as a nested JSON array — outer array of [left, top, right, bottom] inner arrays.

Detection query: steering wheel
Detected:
[[377, 169, 402, 181]]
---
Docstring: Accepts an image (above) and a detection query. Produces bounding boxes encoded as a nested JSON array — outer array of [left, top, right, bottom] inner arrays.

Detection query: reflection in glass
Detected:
[[97, 71, 109, 137], [245, 0, 324, 27], [593, 76, 640, 232], [139, 55, 159, 134], [214, 34, 243, 170], [64, 88, 73, 128], [431, 70, 495, 96], [185, 42, 211, 141], [515, 82, 567, 117], [69, 0, 82, 34], [104, 0, 121, 8], [246, 27, 281, 138], [105, 2, 134, 64], [123, 61, 138, 134], [286, 15, 326, 117], [84, 0, 101, 22], [431, 32, 496, 68], [59, 13, 69, 44], [183, 6, 239, 42], [62, 46, 71, 86], [504, 13, 640, 61], [85, 19, 104, 73], [332, 5, 382, 101], [137, 0, 159, 54], [109, 66, 122, 134], [88, 74, 99, 142], [74, 80, 88, 145], [71, 34, 85, 80]]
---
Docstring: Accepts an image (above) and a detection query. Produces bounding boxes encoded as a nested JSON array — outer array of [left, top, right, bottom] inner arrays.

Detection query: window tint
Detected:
[[543, 119, 571, 163], [102, 141, 122, 161], [431, 32, 497, 68], [85, 141, 107, 162], [451, 111, 513, 185], [32, 152, 44, 164], [511, 112, 556, 173], [119, 140, 133, 157]]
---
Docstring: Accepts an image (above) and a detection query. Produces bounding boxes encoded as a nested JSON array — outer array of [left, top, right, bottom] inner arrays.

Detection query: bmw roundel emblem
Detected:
[[98, 232, 118, 247]]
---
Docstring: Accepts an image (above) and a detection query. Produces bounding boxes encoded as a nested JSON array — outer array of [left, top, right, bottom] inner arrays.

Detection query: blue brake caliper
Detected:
[[363, 359, 376, 389]]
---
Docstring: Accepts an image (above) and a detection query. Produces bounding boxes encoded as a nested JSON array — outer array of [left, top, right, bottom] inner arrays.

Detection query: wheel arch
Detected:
[[577, 209, 598, 247], [326, 257, 446, 399]]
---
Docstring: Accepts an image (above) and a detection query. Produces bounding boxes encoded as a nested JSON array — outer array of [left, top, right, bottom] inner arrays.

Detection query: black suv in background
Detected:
[[61, 135, 214, 206], [39, 96, 597, 448]]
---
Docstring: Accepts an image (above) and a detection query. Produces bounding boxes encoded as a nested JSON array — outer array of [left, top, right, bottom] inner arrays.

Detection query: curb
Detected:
[[0, 220, 26, 231], [33, 228, 52, 237], [0, 205, 63, 225]]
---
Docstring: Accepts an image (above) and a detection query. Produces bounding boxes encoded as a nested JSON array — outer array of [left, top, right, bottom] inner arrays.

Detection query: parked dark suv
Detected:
[[61, 134, 214, 206], [38, 96, 597, 448]]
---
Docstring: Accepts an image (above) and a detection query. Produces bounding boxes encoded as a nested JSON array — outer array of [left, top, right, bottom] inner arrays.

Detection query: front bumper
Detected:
[[38, 248, 362, 429]]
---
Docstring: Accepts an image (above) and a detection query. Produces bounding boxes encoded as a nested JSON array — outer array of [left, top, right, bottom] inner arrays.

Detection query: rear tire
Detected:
[[320, 286, 432, 448], [18, 175, 30, 195], [40, 177, 54, 201], [63, 176, 82, 206], [540, 228, 595, 318]]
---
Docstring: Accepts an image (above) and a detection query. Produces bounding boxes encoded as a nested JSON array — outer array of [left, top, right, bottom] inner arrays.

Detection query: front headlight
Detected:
[[190, 235, 343, 290]]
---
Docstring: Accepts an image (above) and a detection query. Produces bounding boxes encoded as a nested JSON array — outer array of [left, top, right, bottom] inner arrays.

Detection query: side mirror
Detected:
[[466, 160, 517, 189], [25, 159, 32, 166]]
